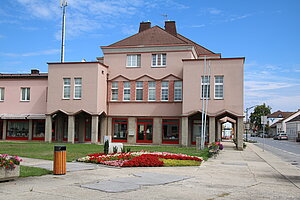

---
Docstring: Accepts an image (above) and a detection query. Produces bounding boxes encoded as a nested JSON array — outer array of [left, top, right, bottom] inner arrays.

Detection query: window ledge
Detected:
[[151, 66, 166, 68], [20, 100, 30, 102], [126, 66, 141, 68]]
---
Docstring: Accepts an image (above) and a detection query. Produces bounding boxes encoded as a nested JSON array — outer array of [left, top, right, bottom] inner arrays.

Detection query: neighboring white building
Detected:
[[286, 112, 300, 141], [267, 110, 294, 136], [269, 110, 300, 137]]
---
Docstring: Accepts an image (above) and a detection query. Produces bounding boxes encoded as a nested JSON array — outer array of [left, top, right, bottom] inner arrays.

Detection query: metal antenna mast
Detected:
[[60, 0, 67, 63]]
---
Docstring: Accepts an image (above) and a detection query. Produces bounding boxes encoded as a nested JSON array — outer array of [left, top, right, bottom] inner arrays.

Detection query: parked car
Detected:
[[258, 132, 270, 138], [273, 133, 288, 140]]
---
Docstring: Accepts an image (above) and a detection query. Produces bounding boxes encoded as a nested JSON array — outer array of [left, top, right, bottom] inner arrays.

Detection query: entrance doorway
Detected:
[[0, 120, 3, 139], [191, 120, 208, 145], [137, 119, 153, 143]]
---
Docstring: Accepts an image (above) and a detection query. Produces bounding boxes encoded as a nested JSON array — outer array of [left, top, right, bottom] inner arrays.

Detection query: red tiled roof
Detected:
[[108, 25, 215, 56], [267, 110, 294, 119]]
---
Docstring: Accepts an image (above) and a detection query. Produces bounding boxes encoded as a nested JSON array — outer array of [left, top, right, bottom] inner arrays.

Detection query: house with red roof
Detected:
[[0, 21, 245, 149]]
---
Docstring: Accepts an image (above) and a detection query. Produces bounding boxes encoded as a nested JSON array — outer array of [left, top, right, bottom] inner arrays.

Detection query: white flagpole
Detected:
[[60, 0, 67, 63], [203, 60, 211, 146], [200, 56, 207, 150]]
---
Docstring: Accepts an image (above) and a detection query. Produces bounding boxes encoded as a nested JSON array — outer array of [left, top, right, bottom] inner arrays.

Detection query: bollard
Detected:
[[53, 145, 66, 175]]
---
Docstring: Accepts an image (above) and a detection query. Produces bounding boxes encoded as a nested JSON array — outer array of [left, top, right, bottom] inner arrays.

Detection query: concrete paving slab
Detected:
[[81, 180, 141, 193]]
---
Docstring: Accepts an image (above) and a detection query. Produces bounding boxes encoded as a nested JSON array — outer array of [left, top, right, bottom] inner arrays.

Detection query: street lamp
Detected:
[[245, 105, 258, 142]]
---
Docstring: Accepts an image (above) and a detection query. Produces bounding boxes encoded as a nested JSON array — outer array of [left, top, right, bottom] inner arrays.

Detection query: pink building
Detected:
[[0, 21, 244, 149]]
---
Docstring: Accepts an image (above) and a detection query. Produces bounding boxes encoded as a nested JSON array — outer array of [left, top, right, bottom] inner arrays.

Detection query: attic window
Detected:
[[152, 54, 166, 67], [278, 114, 283, 118], [127, 54, 141, 67]]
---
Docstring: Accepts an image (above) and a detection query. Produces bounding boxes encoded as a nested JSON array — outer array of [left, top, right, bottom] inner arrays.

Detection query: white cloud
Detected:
[[1, 49, 60, 57], [191, 24, 206, 28], [245, 80, 297, 91], [208, 8, 222, 15]]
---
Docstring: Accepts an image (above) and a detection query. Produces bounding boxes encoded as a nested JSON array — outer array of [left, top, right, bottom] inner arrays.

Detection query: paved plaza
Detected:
[[1, 141, 300, 200]]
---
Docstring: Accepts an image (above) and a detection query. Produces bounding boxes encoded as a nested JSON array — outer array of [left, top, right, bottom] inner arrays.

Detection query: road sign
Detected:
[[261, 116, 267, 125]]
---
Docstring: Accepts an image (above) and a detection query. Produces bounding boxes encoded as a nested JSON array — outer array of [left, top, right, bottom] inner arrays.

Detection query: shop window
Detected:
[[162, 119, 179, 144], [7, 120, 29, 140], [112, 118, 128, 142], [32, 120, 45, 140]]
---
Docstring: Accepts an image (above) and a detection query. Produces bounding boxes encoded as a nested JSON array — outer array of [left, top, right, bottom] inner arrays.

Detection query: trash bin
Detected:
[[53, 145, 66, 175]]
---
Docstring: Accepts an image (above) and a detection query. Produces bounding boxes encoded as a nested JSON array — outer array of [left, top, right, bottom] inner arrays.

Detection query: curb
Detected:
[[247, 143, 300, 189]]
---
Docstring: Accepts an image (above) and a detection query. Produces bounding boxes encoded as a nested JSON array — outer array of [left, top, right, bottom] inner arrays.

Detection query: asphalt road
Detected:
[[249, 136, 300, 168]]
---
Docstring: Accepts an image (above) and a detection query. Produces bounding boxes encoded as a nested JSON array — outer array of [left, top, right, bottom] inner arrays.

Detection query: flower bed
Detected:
[[77, 151, 203, 167]]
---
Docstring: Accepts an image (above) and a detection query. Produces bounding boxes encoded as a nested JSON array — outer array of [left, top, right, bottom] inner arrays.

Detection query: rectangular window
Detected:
[[111, 82, 118, 101], [0, 88, 4, 101], [127, 54, 141, 67], [152, 53, 166, 67], [21, 88, 30, 101], [201, 76, 210, 99], [174, 81, 182, 101], [136, 81, 143, 101], [112, 118, 128, 141], [74, 78, 82, 99], [214, 76, 224, 99], [148, 81, 156, 101], [123, 81, 130, 101], [161, 81, 169, 101], [162, 119, 179, 144], [32, 120, 45, 140], [7, 120, 29, 139], [63, 78, 71, 99]]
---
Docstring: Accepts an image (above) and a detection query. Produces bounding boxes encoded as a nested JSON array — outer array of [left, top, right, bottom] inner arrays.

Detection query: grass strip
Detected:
[[0, 142, 210, 161], [20, 166, 52, 177]]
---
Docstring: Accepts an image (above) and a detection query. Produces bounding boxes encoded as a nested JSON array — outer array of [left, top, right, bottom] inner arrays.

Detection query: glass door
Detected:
[[192, 120, 208, 145], [137, 119, 153, 143]]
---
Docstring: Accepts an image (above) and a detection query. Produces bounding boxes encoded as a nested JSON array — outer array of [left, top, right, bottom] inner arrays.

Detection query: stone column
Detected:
[[45, 115, 52, 143], [181, 117, 188, 146], [209, 117, 216, 143], [28, 119, 33, 140], [100, 117, 107, 144], [127, 117, 136, 144], [67, 115, 75, 144], [2, 120, 7, 140], [91, 115, 99, 144], [216, 121, 221, 142], [153, 118, 162, 144], [237, 117, 244, 150]]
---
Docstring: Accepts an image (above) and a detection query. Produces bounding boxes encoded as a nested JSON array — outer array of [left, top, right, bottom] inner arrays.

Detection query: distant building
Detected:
[[0, 21, 245, 149], [268, 110, 300, 139], [267, 110, 294, 136], [286, 111, 300, 141]]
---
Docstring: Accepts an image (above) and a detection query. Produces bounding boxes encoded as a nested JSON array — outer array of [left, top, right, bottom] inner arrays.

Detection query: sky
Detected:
[[0, 0, 299, 113]]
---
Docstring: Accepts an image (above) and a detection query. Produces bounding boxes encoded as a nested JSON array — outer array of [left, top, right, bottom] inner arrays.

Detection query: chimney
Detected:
[[31, 69, 39, 74], [139, 22, 151, 32], [165, 21, 177, 36]]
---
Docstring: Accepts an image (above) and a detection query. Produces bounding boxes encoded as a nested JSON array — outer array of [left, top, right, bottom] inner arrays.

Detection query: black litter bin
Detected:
[[53, 145, 66, 175]]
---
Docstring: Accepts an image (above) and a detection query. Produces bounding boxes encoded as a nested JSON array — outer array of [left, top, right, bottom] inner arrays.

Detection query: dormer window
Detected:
[[127, 54, 141, 67], [152, 53, 166, 67]]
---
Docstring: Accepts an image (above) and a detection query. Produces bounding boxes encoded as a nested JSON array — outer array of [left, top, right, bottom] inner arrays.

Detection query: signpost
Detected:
[[261, 116, 267, 152]]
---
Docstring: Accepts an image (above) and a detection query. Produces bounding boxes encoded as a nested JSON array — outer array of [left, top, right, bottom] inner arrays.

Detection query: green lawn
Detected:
[[0, 142, 210, 162], [20, 166, 52, 177]]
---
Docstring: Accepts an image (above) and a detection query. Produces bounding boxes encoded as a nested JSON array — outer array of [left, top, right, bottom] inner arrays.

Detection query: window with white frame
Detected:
[[174, 81, 182, 101], [127, 54, 141, 67], [123, 82, 130, 101], [74, 78, 82, 99], [201, 76, 210, 99], [136, 81, 143, 101], [152, 53, 166, 67], [161, 81, 169, 101], [148, 81, 156, 101], [21, 88, 30, 101], [214, 76, 224, 99], [0, 88, 4, 101], [63, 78, 71, 99], [111, 82, 118, 101]]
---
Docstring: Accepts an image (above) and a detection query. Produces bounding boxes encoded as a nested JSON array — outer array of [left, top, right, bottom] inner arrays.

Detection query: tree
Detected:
[[249, 103, 271, 132]]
